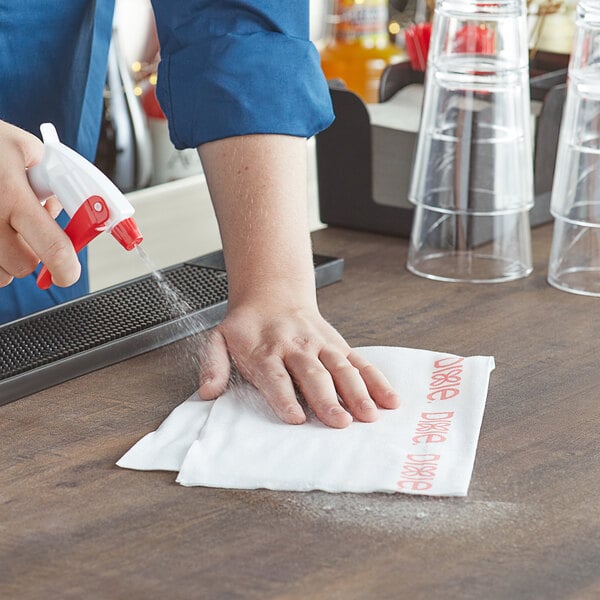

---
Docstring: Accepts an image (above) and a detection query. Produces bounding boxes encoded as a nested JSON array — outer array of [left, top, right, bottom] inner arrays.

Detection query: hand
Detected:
[[198, 302, 400, 428], [197, 133, 399, 427], [0, 121, 80, 288]]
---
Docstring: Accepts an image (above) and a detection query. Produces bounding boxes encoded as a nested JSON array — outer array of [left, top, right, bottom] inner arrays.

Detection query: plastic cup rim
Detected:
[[409, 200, 534, 216], [550, 213, 600, 229], [407, 251, 533, 283], [547, 269, 600, 297]]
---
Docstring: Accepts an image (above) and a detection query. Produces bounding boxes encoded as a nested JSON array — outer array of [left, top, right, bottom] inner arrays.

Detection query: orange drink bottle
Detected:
[[320, 0, 406, 103]]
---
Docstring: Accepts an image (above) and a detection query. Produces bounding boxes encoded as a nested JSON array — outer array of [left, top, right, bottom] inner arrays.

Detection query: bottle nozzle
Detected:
[[111, 217, 143, 251]]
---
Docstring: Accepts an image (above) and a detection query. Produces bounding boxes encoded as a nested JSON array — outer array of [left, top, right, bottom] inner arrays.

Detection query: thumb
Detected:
[[198, 328, 231, 400]]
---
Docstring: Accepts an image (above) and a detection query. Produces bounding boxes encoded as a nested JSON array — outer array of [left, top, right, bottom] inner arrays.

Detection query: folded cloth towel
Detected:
[[118, 346, 495, 496]]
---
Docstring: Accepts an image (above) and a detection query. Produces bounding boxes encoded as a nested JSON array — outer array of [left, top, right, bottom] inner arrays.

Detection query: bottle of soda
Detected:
[[320, 0, 405, 103]]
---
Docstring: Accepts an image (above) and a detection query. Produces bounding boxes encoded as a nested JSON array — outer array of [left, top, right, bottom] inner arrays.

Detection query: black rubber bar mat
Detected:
[[0, 251, 343, 406]]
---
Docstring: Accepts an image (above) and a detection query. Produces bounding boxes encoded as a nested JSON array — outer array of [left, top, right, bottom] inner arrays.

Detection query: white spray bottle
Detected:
[[27, 123, 143, 289]]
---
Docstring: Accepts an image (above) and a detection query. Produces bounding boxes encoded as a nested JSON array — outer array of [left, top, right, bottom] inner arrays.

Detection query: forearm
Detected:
[[198, 134, 317, 310]]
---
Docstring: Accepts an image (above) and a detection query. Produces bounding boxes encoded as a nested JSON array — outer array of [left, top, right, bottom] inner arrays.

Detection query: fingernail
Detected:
[[360, 399, 377, 412], [285, 405, 305, 423], [386, 391, 401, 406], [328, 405, 352, 428]]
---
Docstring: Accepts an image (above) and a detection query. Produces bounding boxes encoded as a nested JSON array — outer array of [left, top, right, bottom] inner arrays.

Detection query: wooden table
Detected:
[[2, 224, 599, 599]]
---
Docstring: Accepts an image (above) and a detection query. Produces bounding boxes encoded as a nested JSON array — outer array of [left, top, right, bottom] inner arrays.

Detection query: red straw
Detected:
[[453, 24, 495, 54], [404, 22, 494, 72], [404, 22, 432, 71]]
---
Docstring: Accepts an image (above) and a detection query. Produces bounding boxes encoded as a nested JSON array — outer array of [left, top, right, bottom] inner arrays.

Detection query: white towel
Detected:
[[118, 346, 495, 496]]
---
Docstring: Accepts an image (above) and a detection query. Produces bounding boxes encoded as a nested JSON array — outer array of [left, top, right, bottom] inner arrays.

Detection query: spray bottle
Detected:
[[27, 123, 143, 290]]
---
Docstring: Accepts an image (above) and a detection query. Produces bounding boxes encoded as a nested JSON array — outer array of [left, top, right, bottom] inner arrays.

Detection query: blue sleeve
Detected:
[[0, 0, 114, 161], [149, 0, 334, 148]]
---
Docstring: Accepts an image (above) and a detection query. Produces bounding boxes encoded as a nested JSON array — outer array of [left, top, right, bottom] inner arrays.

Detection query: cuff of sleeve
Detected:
[[155, 32, 334, 149]]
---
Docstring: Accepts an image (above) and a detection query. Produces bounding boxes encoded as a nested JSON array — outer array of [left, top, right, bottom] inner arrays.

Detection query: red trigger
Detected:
[[37, 195, 110, 290]]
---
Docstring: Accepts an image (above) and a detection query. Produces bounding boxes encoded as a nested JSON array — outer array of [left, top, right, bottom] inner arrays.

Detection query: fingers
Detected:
[[285, 348, 399, 427], [0, 222, 41, 279], [0, 266, 14, 287], [198, 330, 231, 400], [347, 351, 400, 410], [259, 347, 399, 428], [199, 331, 308, 425], [8, 185, 80, 287], [318, 348, 380, 423], [43, 195, 63, 220], [249, 356, 306, 425], [285, 351, 352, 428], [228, 344, 400, 428]]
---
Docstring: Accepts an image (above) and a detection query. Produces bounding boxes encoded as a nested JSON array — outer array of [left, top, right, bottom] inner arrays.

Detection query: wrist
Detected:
[[226, 274, 318, 311]]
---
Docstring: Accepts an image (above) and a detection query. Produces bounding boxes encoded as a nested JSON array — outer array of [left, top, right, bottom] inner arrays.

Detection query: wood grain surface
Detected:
[[1, 224, 599, 600]]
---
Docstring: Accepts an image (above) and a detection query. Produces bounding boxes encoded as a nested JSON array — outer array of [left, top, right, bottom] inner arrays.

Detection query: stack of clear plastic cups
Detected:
[[406, 0, 534, 283], [547, 0, 600, 296]]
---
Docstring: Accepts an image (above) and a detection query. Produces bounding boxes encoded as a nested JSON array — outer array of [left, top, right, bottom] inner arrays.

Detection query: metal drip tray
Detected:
[[0, 251, 343, 406]]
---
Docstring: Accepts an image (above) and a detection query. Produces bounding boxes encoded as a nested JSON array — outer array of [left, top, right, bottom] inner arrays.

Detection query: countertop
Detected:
[[2, 224, 599, 599]]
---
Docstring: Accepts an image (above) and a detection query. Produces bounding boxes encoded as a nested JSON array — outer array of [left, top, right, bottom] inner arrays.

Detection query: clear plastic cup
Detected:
[[407, 0, 534, 282], [407, 205, 532, 282], [547, 0, 600, 295], [548, 218, 600, 295]]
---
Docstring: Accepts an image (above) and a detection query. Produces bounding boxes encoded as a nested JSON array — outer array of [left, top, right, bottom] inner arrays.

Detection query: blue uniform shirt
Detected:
[[0, 1, 334, 324]]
